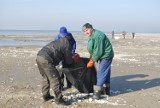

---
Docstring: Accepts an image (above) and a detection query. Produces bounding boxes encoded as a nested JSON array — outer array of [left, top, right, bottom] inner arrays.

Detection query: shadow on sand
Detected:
[[110, 74, 160, 96]]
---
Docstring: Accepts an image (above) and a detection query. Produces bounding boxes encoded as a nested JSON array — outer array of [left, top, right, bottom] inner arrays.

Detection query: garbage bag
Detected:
[[62, 57, 97, 93]]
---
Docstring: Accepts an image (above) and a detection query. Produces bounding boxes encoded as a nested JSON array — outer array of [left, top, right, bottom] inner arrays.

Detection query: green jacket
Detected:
[[87, 29, 114, 62]]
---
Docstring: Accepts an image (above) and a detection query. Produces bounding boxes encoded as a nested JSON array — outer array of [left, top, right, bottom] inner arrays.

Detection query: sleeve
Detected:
[[68, 33, 76, 54], [54, 34, 60, 41], [63, 39, 74, 65], [87, 38, 94, 55], [71, 36, 76, 54], [88, 35, 104, 62], [71, 41, 76, 54]]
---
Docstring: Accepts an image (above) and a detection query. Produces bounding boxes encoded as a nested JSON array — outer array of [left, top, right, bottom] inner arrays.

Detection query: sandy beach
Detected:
[[0, 33, 160, 108]]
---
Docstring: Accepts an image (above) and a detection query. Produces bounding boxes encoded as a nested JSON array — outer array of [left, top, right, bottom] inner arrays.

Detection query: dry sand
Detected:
[[0, 34, 160, 108]]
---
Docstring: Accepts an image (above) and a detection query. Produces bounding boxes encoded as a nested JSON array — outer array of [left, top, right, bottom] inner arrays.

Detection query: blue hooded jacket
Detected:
[[54, 32, 76, 54]]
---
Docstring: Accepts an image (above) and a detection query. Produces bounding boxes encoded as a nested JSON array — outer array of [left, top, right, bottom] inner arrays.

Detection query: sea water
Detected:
[[1, 30, 159, 46], [0, 30, 84, 36], [0, 30, 84, 46]]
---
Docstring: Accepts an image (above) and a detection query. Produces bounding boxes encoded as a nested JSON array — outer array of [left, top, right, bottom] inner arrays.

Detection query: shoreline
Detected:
[[0, 33, 160, 47]]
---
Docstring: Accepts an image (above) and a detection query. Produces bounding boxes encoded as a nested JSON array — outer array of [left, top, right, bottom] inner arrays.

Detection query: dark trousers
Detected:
[[36, 55, 62, 100]]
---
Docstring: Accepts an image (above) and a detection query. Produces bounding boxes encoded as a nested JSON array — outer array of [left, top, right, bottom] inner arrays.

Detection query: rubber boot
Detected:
[[105, 83, 110, 95], [43, 94, 54, 102], [101, 83, 110, 95], [93, 85, 102, 100]]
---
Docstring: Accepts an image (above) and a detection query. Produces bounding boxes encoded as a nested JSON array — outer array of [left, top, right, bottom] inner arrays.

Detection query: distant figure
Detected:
[[122, 31, 126, 39], [112, 30, 115, 39], [132, 32, 135, 39]]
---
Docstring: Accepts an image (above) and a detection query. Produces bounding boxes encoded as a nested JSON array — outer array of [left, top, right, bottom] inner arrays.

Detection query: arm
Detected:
[[87, 35, 104, 62], [72, 39, 76, 54], [63, 38, 74, 65], [54, 34, 60, 41], [68, 33, 76, 54]]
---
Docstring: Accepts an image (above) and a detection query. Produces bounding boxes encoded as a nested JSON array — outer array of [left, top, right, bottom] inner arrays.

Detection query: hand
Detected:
[[73, 53, 80, 63], [87, 59, 94, 68]]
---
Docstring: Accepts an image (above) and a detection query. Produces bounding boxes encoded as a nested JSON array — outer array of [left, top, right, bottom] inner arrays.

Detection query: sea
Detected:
[[0, 30, 84, 37], [0, 30, 84, 46], [0, 30, 159, 46]]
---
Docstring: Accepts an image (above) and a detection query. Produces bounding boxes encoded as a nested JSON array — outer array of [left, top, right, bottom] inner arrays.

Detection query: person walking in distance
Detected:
[[132, 32, 135, 39], [112, 30, 115, 39]]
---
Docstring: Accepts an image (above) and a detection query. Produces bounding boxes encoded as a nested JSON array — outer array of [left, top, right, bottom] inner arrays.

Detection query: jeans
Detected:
[[96, 59, 113, 86]]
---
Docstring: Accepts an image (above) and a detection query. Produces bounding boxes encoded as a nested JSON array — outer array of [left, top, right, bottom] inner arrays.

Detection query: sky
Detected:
[[0, 0, 160, 33]]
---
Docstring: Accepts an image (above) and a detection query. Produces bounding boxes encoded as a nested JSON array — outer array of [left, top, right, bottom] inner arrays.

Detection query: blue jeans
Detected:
[[96, 59, 113, 86]]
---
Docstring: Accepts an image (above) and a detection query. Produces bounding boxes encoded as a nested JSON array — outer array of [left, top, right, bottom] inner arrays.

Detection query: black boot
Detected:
[[55, 97, 71, 106], [93, 85, 102, 100], [43, 95, 54, 102], [104, 83, 110, 95], [101, 83, 110, 95], [105, 83, 110, 95]]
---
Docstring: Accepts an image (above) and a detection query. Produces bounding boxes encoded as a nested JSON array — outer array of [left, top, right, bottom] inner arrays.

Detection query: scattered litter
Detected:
[[145, 81, 151, 84], [126, 89, 134, 92], [63, 91, 126, 105]]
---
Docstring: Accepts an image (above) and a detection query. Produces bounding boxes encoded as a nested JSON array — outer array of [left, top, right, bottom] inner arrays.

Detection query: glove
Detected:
[[73, 53, 80, 63], [87, 58, 94, 68]]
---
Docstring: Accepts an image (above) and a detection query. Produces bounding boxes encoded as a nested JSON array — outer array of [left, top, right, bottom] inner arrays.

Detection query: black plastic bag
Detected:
[[62, 57, 97, 93]]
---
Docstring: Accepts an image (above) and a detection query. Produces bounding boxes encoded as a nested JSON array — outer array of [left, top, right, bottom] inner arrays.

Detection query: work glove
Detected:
[[87, 58, 94, 68], [72, 53, 80, 63]]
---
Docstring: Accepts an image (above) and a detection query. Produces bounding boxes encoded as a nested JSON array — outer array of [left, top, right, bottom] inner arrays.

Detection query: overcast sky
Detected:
[[0, 0, 160, 33]]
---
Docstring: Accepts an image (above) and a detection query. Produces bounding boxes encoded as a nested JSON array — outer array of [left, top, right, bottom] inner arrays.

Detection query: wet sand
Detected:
[[0, 34, 160, 108]]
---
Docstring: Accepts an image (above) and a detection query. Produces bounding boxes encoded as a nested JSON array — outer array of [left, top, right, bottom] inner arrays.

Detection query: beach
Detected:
[[0, 33, 160, 108]]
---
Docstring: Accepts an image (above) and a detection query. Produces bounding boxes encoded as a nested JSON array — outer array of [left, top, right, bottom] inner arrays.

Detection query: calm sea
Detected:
[[0, 30, 84, 36], [1, 30, 159, 46], [0, 30, 85, 46]]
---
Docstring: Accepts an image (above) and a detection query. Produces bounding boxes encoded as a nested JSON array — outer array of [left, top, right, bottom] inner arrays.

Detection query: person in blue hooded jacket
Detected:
[[54, 27, 76, 54], [54, 26, 76, 89]]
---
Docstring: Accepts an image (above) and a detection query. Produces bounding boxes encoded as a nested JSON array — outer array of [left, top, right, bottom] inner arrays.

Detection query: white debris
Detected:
[[89, 98, 93, 102], [126, 89, 134, 92], [145, 81, 151, 84]]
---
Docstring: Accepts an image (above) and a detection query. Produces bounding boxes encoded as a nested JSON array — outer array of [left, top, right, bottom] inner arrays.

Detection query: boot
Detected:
[[93, 85, 102, 100], [43, 95, 54, 102], [55, 97, 71, 106], [101, 83, 110, 95], [105, 83, 110, 95]]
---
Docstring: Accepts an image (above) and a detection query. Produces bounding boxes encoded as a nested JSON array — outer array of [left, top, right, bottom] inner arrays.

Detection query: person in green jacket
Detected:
[[82, 23, 114, 99]]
